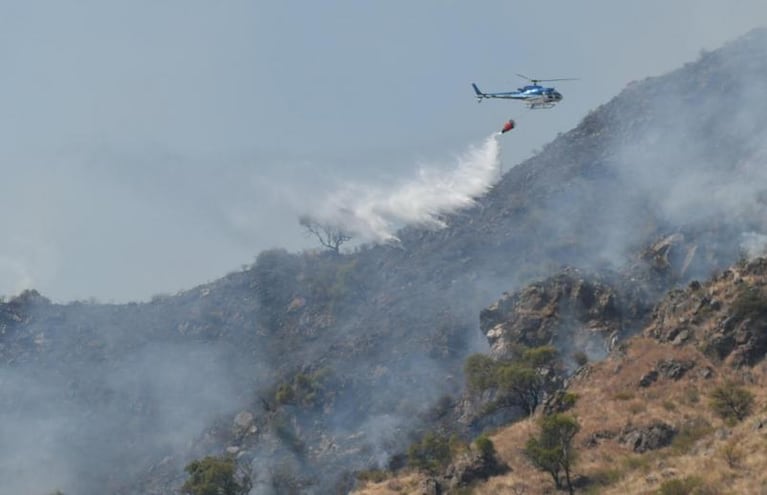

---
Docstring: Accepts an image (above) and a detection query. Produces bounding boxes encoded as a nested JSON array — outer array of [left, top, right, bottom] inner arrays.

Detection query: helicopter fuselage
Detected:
[[472, 81, 566, 109]]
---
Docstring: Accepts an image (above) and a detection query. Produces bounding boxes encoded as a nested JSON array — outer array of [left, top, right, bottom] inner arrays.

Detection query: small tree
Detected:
[[464, 353, 498, 392], [709, 382, 755, 423], [299, 215, 352, 254], [182, 455, 252, 495], [474, 434, 496, 460], [524, 414, 580, 494], [522, 345, 558, 369], [498, 364, 544, 416], [407, 432, 452, 474]]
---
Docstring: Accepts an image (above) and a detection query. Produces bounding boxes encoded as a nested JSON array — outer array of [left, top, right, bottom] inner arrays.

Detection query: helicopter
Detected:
[[472, 74, 576, 109]]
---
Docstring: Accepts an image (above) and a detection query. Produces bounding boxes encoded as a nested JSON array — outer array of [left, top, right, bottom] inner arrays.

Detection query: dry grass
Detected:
[[352, 336, 767, 495], [352, 473, 422, 494]]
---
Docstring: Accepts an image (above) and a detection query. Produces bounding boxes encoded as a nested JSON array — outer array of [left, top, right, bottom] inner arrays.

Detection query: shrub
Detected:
[[464, 354, 498, 392], [474, 434, 496, 459], [730, 286, 767, 322], [656, 476, 705, 495], [274, 370, 328, 408], [709, 382, 755, 422], [407, 432, 452, 474], [523, 345, 558, 368], [182, 455, 251, 495], [561, 392, 579, 410]]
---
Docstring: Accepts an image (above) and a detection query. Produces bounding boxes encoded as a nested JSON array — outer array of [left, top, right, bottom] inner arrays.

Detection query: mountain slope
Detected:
[[1, 28, 767, 495], [353, 257, 767, 494]]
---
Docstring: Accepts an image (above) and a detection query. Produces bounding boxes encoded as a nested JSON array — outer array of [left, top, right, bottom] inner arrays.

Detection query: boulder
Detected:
[[443, 447, 507, 489], [479, 268, 630, 359], [416, 477, 441, 495], [656, 359, 695, 380], [233, 410, 255, 437], [620, 422, 676, 452]]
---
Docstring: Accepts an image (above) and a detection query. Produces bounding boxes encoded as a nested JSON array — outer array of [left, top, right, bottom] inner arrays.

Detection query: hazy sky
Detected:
[[1, 0, 765, 302]]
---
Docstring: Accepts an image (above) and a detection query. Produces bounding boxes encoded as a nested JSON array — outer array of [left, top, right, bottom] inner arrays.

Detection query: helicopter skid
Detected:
[[527, 102, 557, 109]]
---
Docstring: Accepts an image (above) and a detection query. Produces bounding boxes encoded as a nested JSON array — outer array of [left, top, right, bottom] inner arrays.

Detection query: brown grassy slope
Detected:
[[354, 337, 767, 494], [353, 261, 767, 494]]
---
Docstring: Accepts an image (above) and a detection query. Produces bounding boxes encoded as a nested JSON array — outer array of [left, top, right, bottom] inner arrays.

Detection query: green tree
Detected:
[[407, 432, 452, 474], [497, 364, 544, 416], [182, 455, 252, 495], [524, 414, 580, 494], [522, 345, 558, 369], [464, 353, 498, 392], [709, 382, 755, 422]]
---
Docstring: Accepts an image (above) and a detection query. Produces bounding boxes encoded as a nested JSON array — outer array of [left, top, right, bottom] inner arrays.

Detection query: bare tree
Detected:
[[299, 215, 352, 254]]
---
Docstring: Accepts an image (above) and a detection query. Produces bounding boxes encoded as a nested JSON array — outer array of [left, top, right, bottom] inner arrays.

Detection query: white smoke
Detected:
[[309, 133, 503, 243], [740, 232, 767, 260]]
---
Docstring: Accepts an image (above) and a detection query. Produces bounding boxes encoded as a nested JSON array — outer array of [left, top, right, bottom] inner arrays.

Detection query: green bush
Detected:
[[656, 476, 705, 495], [709, 383, 755, 423], [730, 286, 767, 321], [274, 370, 328, 408], [523, 345, 558, 368], [182, 455, 251, 495], [561, 392, 579, 409], [464, 354, 498, 392], [407, 432, 452, 474], [474, 434, 496, 459]]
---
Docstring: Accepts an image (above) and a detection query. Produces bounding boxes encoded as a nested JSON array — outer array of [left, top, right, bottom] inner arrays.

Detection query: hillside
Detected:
[[1, 28, 767, 495], [353, 257, 767, 494]]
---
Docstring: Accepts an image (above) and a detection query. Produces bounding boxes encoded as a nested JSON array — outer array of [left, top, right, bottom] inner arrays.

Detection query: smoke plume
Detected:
[[308, 133, 503, 243]]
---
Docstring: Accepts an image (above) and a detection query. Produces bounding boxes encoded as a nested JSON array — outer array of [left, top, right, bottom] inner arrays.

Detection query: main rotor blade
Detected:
[[536, 77, 579, 82], [515, 73, 578, 83]]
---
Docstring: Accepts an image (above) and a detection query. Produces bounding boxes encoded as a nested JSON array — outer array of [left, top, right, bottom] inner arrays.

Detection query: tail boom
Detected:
[[472, 83, 487, 101]]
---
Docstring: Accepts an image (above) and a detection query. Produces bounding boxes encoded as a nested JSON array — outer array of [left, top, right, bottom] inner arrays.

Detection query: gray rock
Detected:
[[233, 410, 255, 436], [620, 422, 676, 452], [639, 370, 658, 387], [416, 477, 441, 495], [656, 359, 695, 380], [443, 447, 507, 489]]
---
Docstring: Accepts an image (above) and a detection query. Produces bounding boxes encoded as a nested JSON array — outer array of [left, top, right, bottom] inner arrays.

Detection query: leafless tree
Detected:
[[299, 215, 352, 254]]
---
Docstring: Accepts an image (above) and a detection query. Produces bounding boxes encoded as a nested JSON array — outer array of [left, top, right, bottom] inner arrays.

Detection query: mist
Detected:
[[0, 296, 255, 495]]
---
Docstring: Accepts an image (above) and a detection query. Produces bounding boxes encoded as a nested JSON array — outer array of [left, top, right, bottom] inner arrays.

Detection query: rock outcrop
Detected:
[[479, 267, 641, 361], [646, 258, 767, 366], [619, 422, 677, 453]]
